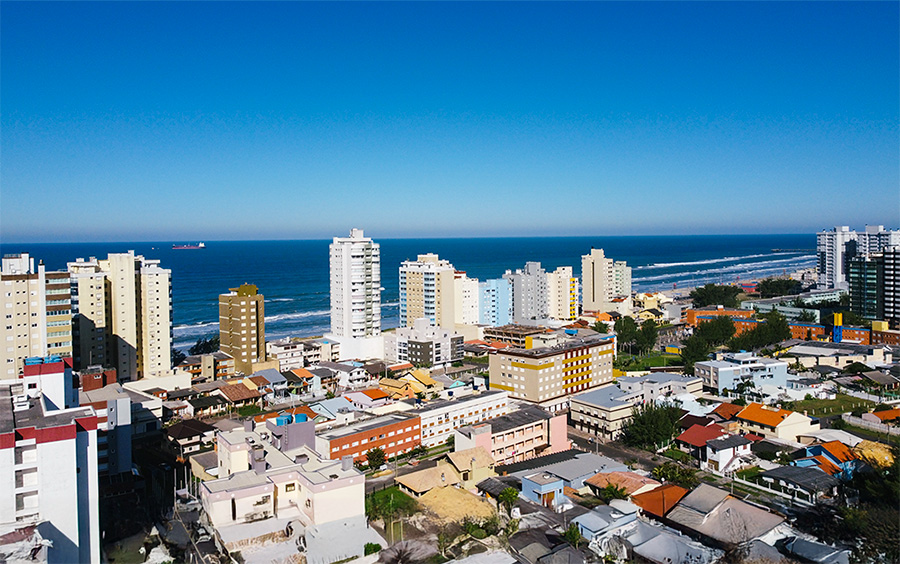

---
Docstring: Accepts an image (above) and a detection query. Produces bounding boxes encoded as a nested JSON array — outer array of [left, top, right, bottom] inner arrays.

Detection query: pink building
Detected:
[[453, 405, 568, 465]]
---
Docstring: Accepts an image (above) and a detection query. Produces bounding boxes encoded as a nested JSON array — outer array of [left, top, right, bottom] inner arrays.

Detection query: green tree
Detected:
[[652, 462, 699, 489], [592, 320, 610, 334], [797, 310, 817, 323], [689, 284, 741, 308], [635, 319, 659, 355], [188, 335, 220, 355], [365, 447, 386, 469], [620, 402, 684, 450], [842, 361, 872, 374], [614, 316, 639, 352], [755, 278, 802, 298], [498, 487, 519, 514], [694, 316, 736, 346], [171, 348, 187, 366], [599, 484, 629, 502], [680, 335, 711, 374], [563, 523, 583, 547]]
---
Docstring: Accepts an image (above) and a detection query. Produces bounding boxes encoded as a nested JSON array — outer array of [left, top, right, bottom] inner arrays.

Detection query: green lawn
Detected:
[[662, 447, 691, 463], [783, 394, 874, 417], [366, 486, 418, 520], [736, 466, 761, 481], [616, 353, 682, 371]]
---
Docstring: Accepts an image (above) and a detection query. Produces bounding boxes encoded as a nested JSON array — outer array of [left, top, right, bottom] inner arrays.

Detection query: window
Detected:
[[285, 483, 296, 492]]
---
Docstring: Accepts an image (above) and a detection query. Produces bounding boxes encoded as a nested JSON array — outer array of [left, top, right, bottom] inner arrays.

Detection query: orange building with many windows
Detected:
[[315, 412, 421, 463]]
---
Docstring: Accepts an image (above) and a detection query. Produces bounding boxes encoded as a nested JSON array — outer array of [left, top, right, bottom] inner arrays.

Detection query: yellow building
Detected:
[[547, 266, 578, 321], [219, 284, 266, 376], [489, 334, 616, 412]]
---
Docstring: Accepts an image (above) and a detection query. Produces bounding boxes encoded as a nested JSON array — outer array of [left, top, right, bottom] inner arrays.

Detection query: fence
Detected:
[[841, 414, 900, 436]]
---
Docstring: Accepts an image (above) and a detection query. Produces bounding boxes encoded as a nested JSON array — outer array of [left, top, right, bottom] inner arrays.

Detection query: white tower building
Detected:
[[327, 229, 383, 359]]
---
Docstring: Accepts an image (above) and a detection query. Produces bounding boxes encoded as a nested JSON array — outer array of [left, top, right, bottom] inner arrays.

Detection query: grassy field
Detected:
[[616, 352, 682, 371], [783, 393, 875, 417]]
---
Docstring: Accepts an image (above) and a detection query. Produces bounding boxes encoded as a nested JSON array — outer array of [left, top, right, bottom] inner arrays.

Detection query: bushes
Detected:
[[364, 543, 382, 556], [652, 462, 699, 489], [620, 402, 684, 451]]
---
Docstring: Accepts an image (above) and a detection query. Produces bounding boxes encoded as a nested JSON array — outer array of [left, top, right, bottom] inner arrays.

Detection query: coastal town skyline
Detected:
[[2, 2, 898, 243]]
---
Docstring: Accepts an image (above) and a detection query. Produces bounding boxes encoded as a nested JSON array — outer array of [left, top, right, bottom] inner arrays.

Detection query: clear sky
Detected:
[[2, 1, 898, 243]]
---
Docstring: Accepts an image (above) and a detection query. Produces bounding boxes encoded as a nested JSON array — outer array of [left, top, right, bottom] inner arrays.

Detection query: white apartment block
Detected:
[[489, 333, 616, 412], [453, 272, 480, 326], [1, 372, 100, 564], [67, 252, 172, 381], [817, 225, 900, 290], [503, 262, 549, 324], [582, 248, 631, 313], [1, 254, 73, 378], [547, 266, 578, 321], [694, 352, 789, 394], [328, 230, 382, 360], [415, 390, 509, 447]]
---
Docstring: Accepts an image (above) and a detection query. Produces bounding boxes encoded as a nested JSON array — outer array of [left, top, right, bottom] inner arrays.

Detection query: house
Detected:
[[185, 395, 228, 418], [400, 368, 443, 396], [584, 471, 660, 498], [318, 361, 372, 390], [166, 419, 217, 460], [521, 472, 565, 508], [213, 382, 261, 408], [779, 537, 851, 564], [709, 402, 744, 424], [309, 396, 358, 420], [378, 377, 417, 399], [630, 483, 688, 519], [499, 450, 628, 491], [603, 520, 722, 564], [793, 440, 858, 480], [395, 464, 461, 497], [674, 424, 728, 460], [666, 484, 785, 548], [343, 388, 392, 410], [735, 402, 820, 442], [863, 408, 900, 424], [759, 465, 840, 503], [444, 446, 496, 490], [571, 501, 639, 542], [701, 435, 752, 475]]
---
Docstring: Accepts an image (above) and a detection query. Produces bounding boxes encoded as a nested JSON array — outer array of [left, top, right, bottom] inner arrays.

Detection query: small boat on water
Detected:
[[173, 242, 206, 250]]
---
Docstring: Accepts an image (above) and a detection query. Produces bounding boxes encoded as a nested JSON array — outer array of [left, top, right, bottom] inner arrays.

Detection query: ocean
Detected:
[[0, 234, 817, 350]]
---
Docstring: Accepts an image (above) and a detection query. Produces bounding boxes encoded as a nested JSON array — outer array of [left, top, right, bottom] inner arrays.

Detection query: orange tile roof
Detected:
[[631, 484, 688, 518], [711, 402, 744, 421], [675, 424, 726, 448], [736, 403, 794, 428], [291, 368, 315, 379], [361, 388, 390, 400], [811, 456, 842, 476], [872, 409, 900, 422], [249, 375, 269, 386], [488, 341, 510, 349], [388, 363, 414, 371], [253, 405, 318, 423], [585, 471, 661, 495], [820, 440, 856, 463]]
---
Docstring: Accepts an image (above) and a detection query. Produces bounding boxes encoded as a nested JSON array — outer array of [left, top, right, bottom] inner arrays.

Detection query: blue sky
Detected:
[[2, 2, 898, 242]]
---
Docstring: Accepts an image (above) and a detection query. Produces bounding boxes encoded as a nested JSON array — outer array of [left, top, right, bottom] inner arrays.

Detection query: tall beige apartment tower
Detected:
[[1, 253, 73, 378], [547, 266, 578, 321], [219, 284, 266, 375], [581, 248, 631, 313], [67, 252, 172, 381]]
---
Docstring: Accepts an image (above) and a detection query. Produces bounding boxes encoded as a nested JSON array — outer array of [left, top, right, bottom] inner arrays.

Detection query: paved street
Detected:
[[567, 425, 659, 472]]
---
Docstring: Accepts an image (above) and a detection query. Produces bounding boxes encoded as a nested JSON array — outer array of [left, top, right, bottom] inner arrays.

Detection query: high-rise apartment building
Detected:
[[1, 363, 101, 564], [1, 254, 73, 378], [818, 225, 900, 290], [547, 266, 578, 321], [67, 252, 171, 381], [219, 284, 266, 375], [399, 254, 455, 328], [478, 278, 512, 327], [581, 248, 631, 313], [503, 262, 549, 324], [328, 229, 383, 359], [849, 246, 900, 328], [398, 253, 480, 329]]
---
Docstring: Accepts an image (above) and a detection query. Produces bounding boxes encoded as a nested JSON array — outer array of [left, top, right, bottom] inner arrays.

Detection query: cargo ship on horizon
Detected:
[[172, 242, 205, 249]]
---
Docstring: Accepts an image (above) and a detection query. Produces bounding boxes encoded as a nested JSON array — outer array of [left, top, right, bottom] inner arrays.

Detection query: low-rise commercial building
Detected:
[[413, 390, 509, 447], [315, 412, 421, 463], [489, 333, 616, 411], [454, 405, 568, 465]]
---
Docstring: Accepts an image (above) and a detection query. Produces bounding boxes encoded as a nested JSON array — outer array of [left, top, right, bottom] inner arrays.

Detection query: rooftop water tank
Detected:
[[294, 413, 308, 423], [276, 415, 292, 426]]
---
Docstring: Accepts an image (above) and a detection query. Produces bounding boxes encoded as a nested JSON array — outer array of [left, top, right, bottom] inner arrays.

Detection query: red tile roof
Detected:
[[631, 484, 689, 518], [218, 383, 261, 402], [249, 375, 269, 387], [744, 434, 765, 442], [675, 424, 726, 448], [872, 409, 900, 422], [586, 471, 660, 495]]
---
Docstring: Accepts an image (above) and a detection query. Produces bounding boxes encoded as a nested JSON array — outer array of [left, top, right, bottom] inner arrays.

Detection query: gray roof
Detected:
[[571, 385, 630, 409], [513, 452, 628, 483], [782, 537, 850, 564], [668, 490, 785, 545], [762, 465, 839, 493], [486, 405, 551, 434], [318, 361, 359, 373], [707, 436, 752, 450], [676, 483, 729, 514], [617, 372, 698, 386], [524, 472, 562, 486], [253, 368, 286, 384]]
